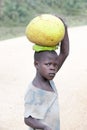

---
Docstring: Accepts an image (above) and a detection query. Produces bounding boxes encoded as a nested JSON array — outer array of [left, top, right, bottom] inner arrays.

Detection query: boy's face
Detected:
[[35, 52, 58, 80]]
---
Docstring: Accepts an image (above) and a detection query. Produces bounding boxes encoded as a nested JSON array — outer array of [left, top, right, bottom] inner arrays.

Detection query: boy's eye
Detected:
[[54, 64, 58, 68], [45, 63, 51, 66]]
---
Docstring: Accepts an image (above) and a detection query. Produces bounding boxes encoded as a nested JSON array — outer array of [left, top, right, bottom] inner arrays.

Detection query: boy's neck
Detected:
[[32, 73, 54, 92], [33, 74, 49, 87]]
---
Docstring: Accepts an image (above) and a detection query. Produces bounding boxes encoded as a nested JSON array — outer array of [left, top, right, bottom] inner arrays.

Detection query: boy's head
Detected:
[[34, 50, 59, 80], [34, 50, 57, 62]]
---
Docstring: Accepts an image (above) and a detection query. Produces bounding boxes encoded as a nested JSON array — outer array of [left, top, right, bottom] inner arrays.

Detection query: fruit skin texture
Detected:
[[25, 14, 65, 47]]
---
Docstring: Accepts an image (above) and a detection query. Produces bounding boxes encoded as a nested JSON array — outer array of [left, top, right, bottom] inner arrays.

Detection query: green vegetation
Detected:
[[0, 0, 87, 40]]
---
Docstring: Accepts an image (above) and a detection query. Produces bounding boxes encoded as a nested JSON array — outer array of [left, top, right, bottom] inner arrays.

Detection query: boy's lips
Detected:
[[49, 73, 55, 77]]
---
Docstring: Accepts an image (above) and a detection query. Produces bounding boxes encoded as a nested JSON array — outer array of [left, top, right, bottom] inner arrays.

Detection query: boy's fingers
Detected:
[[54, 14, 67, 28]]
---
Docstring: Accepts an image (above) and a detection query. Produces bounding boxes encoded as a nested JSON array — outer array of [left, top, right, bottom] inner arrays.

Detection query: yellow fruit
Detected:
[[25, 14, 65, 46]]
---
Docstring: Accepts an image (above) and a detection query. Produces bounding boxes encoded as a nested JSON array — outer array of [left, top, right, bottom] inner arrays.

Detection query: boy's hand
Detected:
[[58, 17, 67, 29], [44, 125, 52, 130], [54, 14, 67, 29]]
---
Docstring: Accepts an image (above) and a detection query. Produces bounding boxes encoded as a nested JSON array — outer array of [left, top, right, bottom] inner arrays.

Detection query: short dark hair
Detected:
[[34, 50, 57, 61]]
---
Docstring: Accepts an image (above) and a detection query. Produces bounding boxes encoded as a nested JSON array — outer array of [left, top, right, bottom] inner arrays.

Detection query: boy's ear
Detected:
[[34, 60, 39, 69]]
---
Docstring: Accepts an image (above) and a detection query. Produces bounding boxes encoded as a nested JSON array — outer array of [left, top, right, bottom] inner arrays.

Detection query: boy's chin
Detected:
[[43, 75, 55, 80], [47, 76, 55, 80]]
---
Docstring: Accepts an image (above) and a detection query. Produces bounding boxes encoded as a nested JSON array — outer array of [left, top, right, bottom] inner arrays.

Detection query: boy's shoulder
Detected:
[[26, 80, 57, 91], [24, 80, 58, 100], [50, 80, 58, 93]]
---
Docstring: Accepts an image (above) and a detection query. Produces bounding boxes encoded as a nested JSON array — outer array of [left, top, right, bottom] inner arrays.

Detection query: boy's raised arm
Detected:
[[57, 23, 69, 71]]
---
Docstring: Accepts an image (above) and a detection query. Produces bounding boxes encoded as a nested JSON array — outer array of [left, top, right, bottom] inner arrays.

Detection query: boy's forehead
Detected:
[[40, 51, 57, 60]]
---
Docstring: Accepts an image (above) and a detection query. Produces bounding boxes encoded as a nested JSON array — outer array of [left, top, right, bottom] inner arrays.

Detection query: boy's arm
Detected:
[[24, 116, 52, 130], [57, 23, 69, 71]]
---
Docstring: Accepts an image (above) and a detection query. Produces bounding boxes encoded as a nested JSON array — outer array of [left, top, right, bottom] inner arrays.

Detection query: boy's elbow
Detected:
[[65, 51, 69, 58], [63, 50, 69, 59], [24, 117, 29, 126], [24, 117, 27, 124]]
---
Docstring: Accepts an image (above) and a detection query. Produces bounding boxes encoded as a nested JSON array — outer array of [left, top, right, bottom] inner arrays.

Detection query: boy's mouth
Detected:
[[49, 73, 55, 77]]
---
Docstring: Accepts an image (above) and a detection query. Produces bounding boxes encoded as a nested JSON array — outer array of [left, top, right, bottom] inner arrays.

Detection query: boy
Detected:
[[24, 20, 69, 130]]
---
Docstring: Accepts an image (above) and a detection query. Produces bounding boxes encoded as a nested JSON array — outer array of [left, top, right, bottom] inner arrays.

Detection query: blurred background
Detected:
[[0, 0, 87, 40]]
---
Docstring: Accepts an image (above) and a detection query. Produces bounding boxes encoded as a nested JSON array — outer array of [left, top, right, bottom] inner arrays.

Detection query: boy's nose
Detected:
[[50, 64, 55, 70]]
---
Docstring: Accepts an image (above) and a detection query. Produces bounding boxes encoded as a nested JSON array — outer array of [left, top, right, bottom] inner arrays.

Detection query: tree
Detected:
[[0, 0, 4, 16]]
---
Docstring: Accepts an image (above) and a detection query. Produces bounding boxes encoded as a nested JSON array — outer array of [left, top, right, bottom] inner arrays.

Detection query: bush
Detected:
[[0, 0, 87, 26]]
